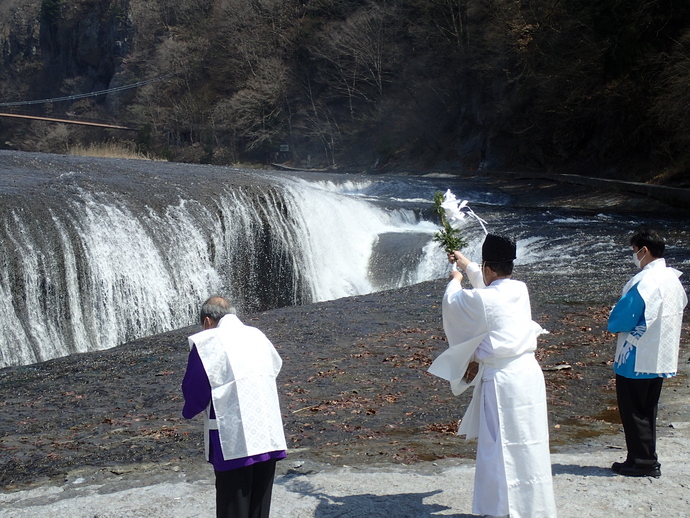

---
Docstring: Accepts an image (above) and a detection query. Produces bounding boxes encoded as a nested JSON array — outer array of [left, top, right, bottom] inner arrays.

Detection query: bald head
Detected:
[[200, 296, 236, 328]]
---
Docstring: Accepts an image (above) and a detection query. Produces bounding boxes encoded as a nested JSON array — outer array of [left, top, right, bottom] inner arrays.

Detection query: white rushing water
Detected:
[[0, 170, 460, 367], [273, 175, 451, 299]]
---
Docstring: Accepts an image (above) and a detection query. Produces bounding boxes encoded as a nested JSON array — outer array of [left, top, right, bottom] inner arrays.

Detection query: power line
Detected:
[[0, 112, 133, 130], [0, 76, 170, 107]]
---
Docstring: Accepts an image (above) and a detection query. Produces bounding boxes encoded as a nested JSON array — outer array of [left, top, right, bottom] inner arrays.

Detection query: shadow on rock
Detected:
[[552, 463, 617, 478], [283, 479, 475, 517]]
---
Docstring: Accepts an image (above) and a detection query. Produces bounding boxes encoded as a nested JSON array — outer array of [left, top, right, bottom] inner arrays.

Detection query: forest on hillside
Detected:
[[1, 0, 690, 184]]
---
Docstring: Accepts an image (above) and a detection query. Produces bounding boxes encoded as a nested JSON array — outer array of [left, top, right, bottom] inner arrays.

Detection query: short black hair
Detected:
[[630, 227, 665, 258], [484, 260, 514, 277], [200, 295, 236, 324]]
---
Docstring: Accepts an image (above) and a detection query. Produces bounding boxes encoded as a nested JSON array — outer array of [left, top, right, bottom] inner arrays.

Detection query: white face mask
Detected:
[[632, 248, 646, 268]]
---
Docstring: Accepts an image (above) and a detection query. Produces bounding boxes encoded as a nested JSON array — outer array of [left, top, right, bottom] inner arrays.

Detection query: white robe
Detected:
[[428, 265, 557, 518], [615, 258, 687, 374], [189, 314, 287, 461]]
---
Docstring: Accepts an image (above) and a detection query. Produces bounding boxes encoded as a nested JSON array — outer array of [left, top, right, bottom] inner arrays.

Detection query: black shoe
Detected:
[[619, 464, 661, 478], [611, 460, 633, 473]]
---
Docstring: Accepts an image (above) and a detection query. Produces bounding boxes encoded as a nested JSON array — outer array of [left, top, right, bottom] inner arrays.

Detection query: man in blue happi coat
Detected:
[[608, 228, 687, 478]]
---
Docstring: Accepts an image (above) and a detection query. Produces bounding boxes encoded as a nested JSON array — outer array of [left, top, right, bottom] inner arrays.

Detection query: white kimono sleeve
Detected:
[[465, 261, 486, 289], [428, 278, 489, 395]]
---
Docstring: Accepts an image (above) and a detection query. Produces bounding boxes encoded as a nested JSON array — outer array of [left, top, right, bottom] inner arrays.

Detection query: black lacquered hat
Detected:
[[482, 234, 517, 262]]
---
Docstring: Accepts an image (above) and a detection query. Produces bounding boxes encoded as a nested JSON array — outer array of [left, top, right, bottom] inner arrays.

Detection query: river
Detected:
[[0, 150, 688, 368]]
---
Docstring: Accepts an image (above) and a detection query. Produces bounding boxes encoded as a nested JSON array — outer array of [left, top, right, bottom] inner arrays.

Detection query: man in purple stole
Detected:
[[182, 296, 287, 518]]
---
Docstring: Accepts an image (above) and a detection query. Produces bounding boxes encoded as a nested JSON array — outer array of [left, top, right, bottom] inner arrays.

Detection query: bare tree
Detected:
[[299, 76, 341, 167], [311, 2, 400, 116], [415, 0, 470, 53], [211, 0, 292, 76], [214, 57, 288, 151]]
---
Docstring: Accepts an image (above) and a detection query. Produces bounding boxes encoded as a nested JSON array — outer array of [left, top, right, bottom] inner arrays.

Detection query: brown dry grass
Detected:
[[69, 141, 165, 161]]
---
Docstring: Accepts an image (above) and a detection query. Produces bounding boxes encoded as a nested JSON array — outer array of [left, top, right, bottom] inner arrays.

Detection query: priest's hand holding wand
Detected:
[[448, 250, 472, 270], [448, 250, 472, 281]]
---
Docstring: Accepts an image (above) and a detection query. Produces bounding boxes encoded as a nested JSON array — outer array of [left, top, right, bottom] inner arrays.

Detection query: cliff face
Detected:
[[39, 0, 131, 94], [1, 1, 41, 96], [1, 1, 689, 185], [2, 1, 131, 101]]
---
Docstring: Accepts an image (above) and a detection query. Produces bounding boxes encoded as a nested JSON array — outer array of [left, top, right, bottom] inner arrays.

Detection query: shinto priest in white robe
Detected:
[[429, 262, 557, 518]]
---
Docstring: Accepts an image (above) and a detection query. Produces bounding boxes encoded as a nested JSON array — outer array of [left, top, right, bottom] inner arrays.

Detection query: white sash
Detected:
[[616, 259, 687, 373], [189, 315, 287, 460]]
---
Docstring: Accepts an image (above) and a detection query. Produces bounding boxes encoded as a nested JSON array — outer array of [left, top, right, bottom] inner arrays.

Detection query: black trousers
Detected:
[[215, 459, 277, 518], [616, 374, 664, 467]]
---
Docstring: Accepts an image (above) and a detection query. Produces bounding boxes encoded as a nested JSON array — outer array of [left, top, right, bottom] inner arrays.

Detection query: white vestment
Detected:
[[189, 314, 287, 461], [428, 264, 557, 518], [615, 258, 687, 374]]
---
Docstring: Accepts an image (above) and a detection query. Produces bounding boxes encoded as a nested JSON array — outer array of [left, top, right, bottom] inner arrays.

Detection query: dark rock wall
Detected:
[[1, 0, 132, 107], [39, 1, 132, 97]]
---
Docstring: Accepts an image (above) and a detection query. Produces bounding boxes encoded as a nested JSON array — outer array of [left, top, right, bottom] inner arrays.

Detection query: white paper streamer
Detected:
[[440, 189, 488, 235]]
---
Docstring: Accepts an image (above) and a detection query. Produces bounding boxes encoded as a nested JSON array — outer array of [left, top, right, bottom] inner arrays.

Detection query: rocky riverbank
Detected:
[[1, 270, 688, 490], [1, 173, 688, 506]]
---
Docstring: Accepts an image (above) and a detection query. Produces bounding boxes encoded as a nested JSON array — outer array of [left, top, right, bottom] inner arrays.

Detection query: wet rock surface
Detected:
[[1, 271, 688, 490]]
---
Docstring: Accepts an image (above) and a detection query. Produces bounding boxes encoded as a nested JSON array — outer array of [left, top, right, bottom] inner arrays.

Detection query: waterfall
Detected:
[[0, 156, 447, 367]]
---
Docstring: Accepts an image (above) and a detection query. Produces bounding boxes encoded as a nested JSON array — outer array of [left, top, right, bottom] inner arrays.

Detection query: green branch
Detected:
[[431, 191, 467, 254]]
